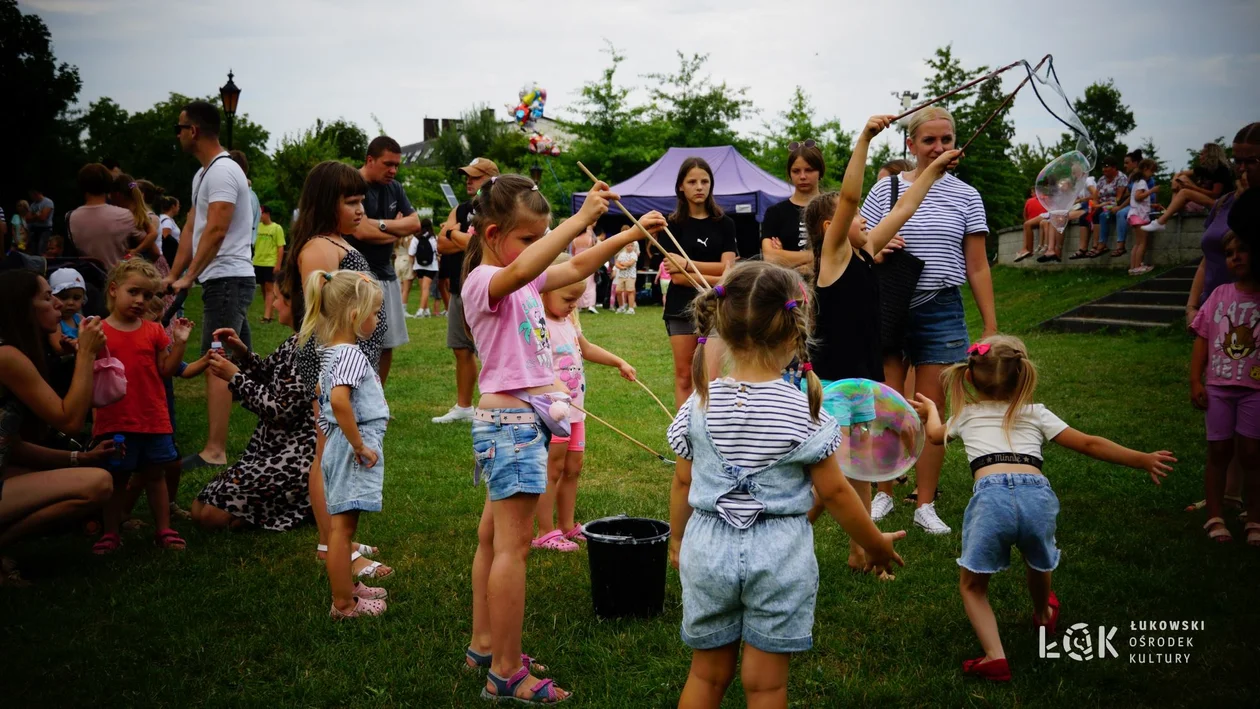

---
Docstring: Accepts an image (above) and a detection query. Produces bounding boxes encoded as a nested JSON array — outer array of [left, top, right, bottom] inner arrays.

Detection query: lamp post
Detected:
[[891, 89, 919, 159], [219, 70, 241, 149]]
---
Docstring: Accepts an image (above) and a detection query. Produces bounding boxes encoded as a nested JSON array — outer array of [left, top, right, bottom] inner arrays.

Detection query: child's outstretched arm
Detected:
[[910, 394, 947, 445], [180, 351, 212, 378], [865, 148, 963, 256], [159, 317, 194, 378], [668, 458, 694, 570], [822, 115, 892, 273], [1051, 429, 1175, 485], [810, 454, 905, 575], [489, 183, 617, 300], [545, 212, 666, 291], [330, 385, 378, 468], [578, 334, 636, 381], [1190, 335, 1209, 410]]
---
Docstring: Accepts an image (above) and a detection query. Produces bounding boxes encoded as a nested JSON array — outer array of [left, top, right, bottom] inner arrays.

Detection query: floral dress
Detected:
[[196, 335, 315, 531]]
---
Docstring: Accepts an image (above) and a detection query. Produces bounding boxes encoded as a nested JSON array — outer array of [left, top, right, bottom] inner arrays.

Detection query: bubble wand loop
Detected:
[[957, 56, 1052, 153], [576, 161, 710, 292], [569, 402, 674, 465], [631, 377, 674, 420]]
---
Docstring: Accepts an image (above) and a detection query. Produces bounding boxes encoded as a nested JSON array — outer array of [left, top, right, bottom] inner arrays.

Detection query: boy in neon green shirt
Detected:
[[253, 204, 286, 323]]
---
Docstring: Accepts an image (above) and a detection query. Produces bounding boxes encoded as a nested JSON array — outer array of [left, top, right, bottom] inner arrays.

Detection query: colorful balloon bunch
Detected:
[[528, 133, 562, 156], [510, 84, 547, 130]]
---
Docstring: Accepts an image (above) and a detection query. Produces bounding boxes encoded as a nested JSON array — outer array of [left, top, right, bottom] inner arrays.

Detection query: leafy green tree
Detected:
[[644, 52, 755, 150], [315, 119, 369, 160], [752, 86, 852, 190], [922, 44, 985, 113], [266, 125, 342, 223], [1058, 79, 1135, 165], [1, 0, 84, 211]]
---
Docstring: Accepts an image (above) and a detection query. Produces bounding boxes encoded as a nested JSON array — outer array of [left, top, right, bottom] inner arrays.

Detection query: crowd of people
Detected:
[[1, 96, 1258, 705]]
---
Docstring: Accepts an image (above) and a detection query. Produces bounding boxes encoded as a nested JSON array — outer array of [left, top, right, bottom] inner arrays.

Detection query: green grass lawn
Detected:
[[2, 267, 1256, 707]]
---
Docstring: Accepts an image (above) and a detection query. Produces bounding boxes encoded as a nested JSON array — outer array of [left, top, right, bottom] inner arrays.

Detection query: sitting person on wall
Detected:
[[1143, 143, 1235, 233], [1087, 155, 1129, 257], [1016, 187, 1053, 262], [0, 270, 115, 585]]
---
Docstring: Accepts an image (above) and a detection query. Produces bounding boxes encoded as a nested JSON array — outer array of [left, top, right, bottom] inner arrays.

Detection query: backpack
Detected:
[[415, 232, 435, 267]]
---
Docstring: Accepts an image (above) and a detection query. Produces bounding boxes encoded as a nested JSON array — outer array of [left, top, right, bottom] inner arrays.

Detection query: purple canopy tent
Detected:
[[571, 146, 791, 222]]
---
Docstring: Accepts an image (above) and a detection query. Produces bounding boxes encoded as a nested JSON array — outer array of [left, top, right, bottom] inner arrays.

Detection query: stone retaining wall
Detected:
[[994, 214, 1205, 269]]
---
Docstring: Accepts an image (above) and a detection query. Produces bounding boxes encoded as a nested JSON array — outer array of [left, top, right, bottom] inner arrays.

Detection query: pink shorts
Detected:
[[1206, 385, 1260, 441], [550, 421, 586, 452]]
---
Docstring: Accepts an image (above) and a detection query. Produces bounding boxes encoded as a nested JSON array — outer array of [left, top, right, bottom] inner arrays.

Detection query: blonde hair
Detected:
[[297, 270, 383, 347], [941, 334, 1039, 442], [104, 257, 161, 311], [906, 107, 956, 141], [1200, 143, 1229, 172], [689, 261, 822, 421]]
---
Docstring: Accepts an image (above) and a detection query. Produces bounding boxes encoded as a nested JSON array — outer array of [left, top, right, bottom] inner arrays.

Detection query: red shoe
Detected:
[[962, 656, 1011, 682], [1033, 590, 1060, 635]]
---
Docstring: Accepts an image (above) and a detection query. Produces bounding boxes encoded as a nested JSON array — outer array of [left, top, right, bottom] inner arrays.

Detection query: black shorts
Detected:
[[254, 266, 275, 284], [664, 317, 697, 337]]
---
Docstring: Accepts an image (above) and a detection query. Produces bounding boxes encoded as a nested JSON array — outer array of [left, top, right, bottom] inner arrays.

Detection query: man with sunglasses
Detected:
[[345, 136, 421, 385], [163, 100, 258, 470], [762, 139, 824, 270]]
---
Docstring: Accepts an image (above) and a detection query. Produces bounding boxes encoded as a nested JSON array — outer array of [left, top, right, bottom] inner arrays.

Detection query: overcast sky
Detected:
[[23, 0, 1260, 170]]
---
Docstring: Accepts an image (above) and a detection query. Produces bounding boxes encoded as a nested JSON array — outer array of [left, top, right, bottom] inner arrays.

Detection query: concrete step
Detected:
[[1131, 277, 1194, 293], [1164, 264, 1200, 279], [1074, 302, 1184, 322], [1097, 290, 1185, 306], [1044, 316, 1173, 334]]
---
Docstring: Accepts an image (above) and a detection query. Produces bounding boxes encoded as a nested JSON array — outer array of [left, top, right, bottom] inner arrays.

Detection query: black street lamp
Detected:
[[219, 70, 241, 149]]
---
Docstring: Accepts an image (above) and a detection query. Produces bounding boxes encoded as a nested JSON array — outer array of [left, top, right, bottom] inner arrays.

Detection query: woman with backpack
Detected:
[[407, 218, 440, 318]]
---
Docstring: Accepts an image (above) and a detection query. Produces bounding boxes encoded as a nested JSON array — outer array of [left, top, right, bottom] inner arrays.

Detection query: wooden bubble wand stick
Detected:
[[576, 161, 710, 292], [631, 377, 674, 420], [569, 402, 674, 465]]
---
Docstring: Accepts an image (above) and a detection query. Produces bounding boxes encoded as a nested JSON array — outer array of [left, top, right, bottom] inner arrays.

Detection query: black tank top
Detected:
[[811, 249, 884, 382]]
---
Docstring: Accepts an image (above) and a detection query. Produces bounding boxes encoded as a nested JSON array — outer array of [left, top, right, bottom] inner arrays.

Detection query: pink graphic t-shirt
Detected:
[[1192, 283, 1260, 390], [463, 265, 553, 393], [546, 314, 586, 422]]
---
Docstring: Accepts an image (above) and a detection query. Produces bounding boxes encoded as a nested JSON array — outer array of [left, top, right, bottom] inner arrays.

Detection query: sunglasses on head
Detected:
[[788, 139, 817, 151], [174, 123, 192, 135]]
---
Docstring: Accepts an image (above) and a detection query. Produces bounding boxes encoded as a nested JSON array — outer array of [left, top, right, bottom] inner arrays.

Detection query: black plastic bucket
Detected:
[[584, 515, 670, 619]]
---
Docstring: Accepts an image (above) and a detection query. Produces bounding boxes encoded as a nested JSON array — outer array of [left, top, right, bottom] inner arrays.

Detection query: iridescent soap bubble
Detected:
[[821, 379, 924, 483], [1035, 151, 1091, 234]]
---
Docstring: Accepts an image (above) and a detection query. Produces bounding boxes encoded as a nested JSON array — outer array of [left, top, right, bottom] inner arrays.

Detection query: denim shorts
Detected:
[[958, 473, 1060, 574], [321, 420, 387, 515], [680, 511, 818, 653], [200, 276, 255, 352], [99, 433, 179, 473], [472, 409, 549, 501], [904, 286, 969, 366]]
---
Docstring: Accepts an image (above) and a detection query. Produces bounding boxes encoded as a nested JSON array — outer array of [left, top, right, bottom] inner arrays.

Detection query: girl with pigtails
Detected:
[[666, 260, 904, 708]]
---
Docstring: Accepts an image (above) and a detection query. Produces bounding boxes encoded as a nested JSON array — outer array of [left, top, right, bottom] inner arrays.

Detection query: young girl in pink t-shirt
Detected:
[[531, 253, 638, 552], [459, 174, 666, 703]]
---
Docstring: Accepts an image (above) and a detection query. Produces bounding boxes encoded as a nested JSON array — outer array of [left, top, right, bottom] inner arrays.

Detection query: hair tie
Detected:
[[696, 337, 707, 344], [968, 343, 991, 356], [490, 175, 498, 183], [801, 362, 813, 373], [467, 226, 477, 238], [322, 272, 333, 282], [785, 299, 798, 311], [358, 273, 373, 284], [713, 285, 725, 297], [127, 182, 137, 190], [531, 184, 539, 191]]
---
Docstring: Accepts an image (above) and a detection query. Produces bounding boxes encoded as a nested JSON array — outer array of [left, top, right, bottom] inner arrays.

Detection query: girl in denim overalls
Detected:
[[458, 174, 667, 704], [668, 260, 904, 708], [297, 269, 390, 620], [911, 335, 1174, 681]]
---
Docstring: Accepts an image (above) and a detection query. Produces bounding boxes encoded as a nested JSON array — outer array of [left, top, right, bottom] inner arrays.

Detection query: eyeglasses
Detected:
[[788, 139, 817, 151], [174, 123, 192, 135]]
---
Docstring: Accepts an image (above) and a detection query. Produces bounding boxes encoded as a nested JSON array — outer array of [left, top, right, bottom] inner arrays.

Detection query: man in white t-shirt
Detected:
[[163, 99, 257, 469]]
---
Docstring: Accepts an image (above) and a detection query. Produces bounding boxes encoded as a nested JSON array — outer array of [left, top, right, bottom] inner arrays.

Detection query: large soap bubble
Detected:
[[822, 379, 924, 482], [1035, 150, 1091, 234]]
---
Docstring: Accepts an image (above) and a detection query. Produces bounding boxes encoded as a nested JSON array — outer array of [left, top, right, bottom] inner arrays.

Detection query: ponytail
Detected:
[[689, 287, 719, 410], [297, 269, 331, 347], [789, 297, 822, 422]]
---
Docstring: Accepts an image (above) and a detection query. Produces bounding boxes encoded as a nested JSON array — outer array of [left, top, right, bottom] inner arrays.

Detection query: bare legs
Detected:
[[886, 358, 946, 508], [679, 643, 789, 709], [417, 276, 432, 315], [328, 510, 359, 612], [534, 443, 583, 537], [671, 333, 700, 408], [0, 467, 111, 547], [454, 347, 477, 409], [379, 349, 394, 386], [261, 281, 275, 320], [199, 375, 231, 465]]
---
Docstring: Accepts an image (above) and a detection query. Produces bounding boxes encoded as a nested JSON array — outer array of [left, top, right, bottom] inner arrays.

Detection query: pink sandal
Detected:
[[531, 529, 578, 552], [92, 533, 122, 555], [155, 528, 186, 550], [562, 524, 586, 542], [352, 581, 388, 600], [330, 596, 387, 619]]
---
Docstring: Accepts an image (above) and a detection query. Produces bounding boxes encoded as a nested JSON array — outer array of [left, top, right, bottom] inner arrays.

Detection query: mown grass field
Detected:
[[2, 266, 1256, 708]]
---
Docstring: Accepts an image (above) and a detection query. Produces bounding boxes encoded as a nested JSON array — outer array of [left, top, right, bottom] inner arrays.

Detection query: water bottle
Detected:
[[110, 434, 125, 471]]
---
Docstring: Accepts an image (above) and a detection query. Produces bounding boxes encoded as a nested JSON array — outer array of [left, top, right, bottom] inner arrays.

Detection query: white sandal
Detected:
[[1245, 522, 1260, 547], [1204, 517, 1232, 543], [351, 551, 394, 579]]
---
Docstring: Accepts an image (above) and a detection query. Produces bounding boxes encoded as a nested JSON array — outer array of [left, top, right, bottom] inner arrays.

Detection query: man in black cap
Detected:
[[431, 157, 497, 423]]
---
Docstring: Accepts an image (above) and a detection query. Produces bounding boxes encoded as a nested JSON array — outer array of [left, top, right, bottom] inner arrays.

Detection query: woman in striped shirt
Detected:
[[858, 106, 997, 536]]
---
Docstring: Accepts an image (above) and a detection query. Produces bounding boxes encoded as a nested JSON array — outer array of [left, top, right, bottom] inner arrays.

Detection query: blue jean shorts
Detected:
[[904, 286, 969, 366], [958, 473, 1061, 574], [680, 511, 818, 653], [472, 409, 549, 501], [100, 433, 179, 473], [321, 420, 386, 515]]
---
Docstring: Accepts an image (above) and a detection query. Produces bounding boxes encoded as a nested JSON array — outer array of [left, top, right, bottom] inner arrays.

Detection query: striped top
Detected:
[[668, 379, 841, 528], [858, 172, 988, 308], [316, 345, 373, 435]]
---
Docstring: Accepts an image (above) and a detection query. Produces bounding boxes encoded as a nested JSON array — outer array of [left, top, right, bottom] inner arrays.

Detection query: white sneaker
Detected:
[[626, 307, 635, 315], [586, 306, 599, 315], [403, 311, 416, 319], [1140, 221, 1165, 232], [870, 492, 895, 522], [417, 310, 430, 318], [432, 405, 474, 424], [913, 502, 951, 535], [616, 306, 626, 314]]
